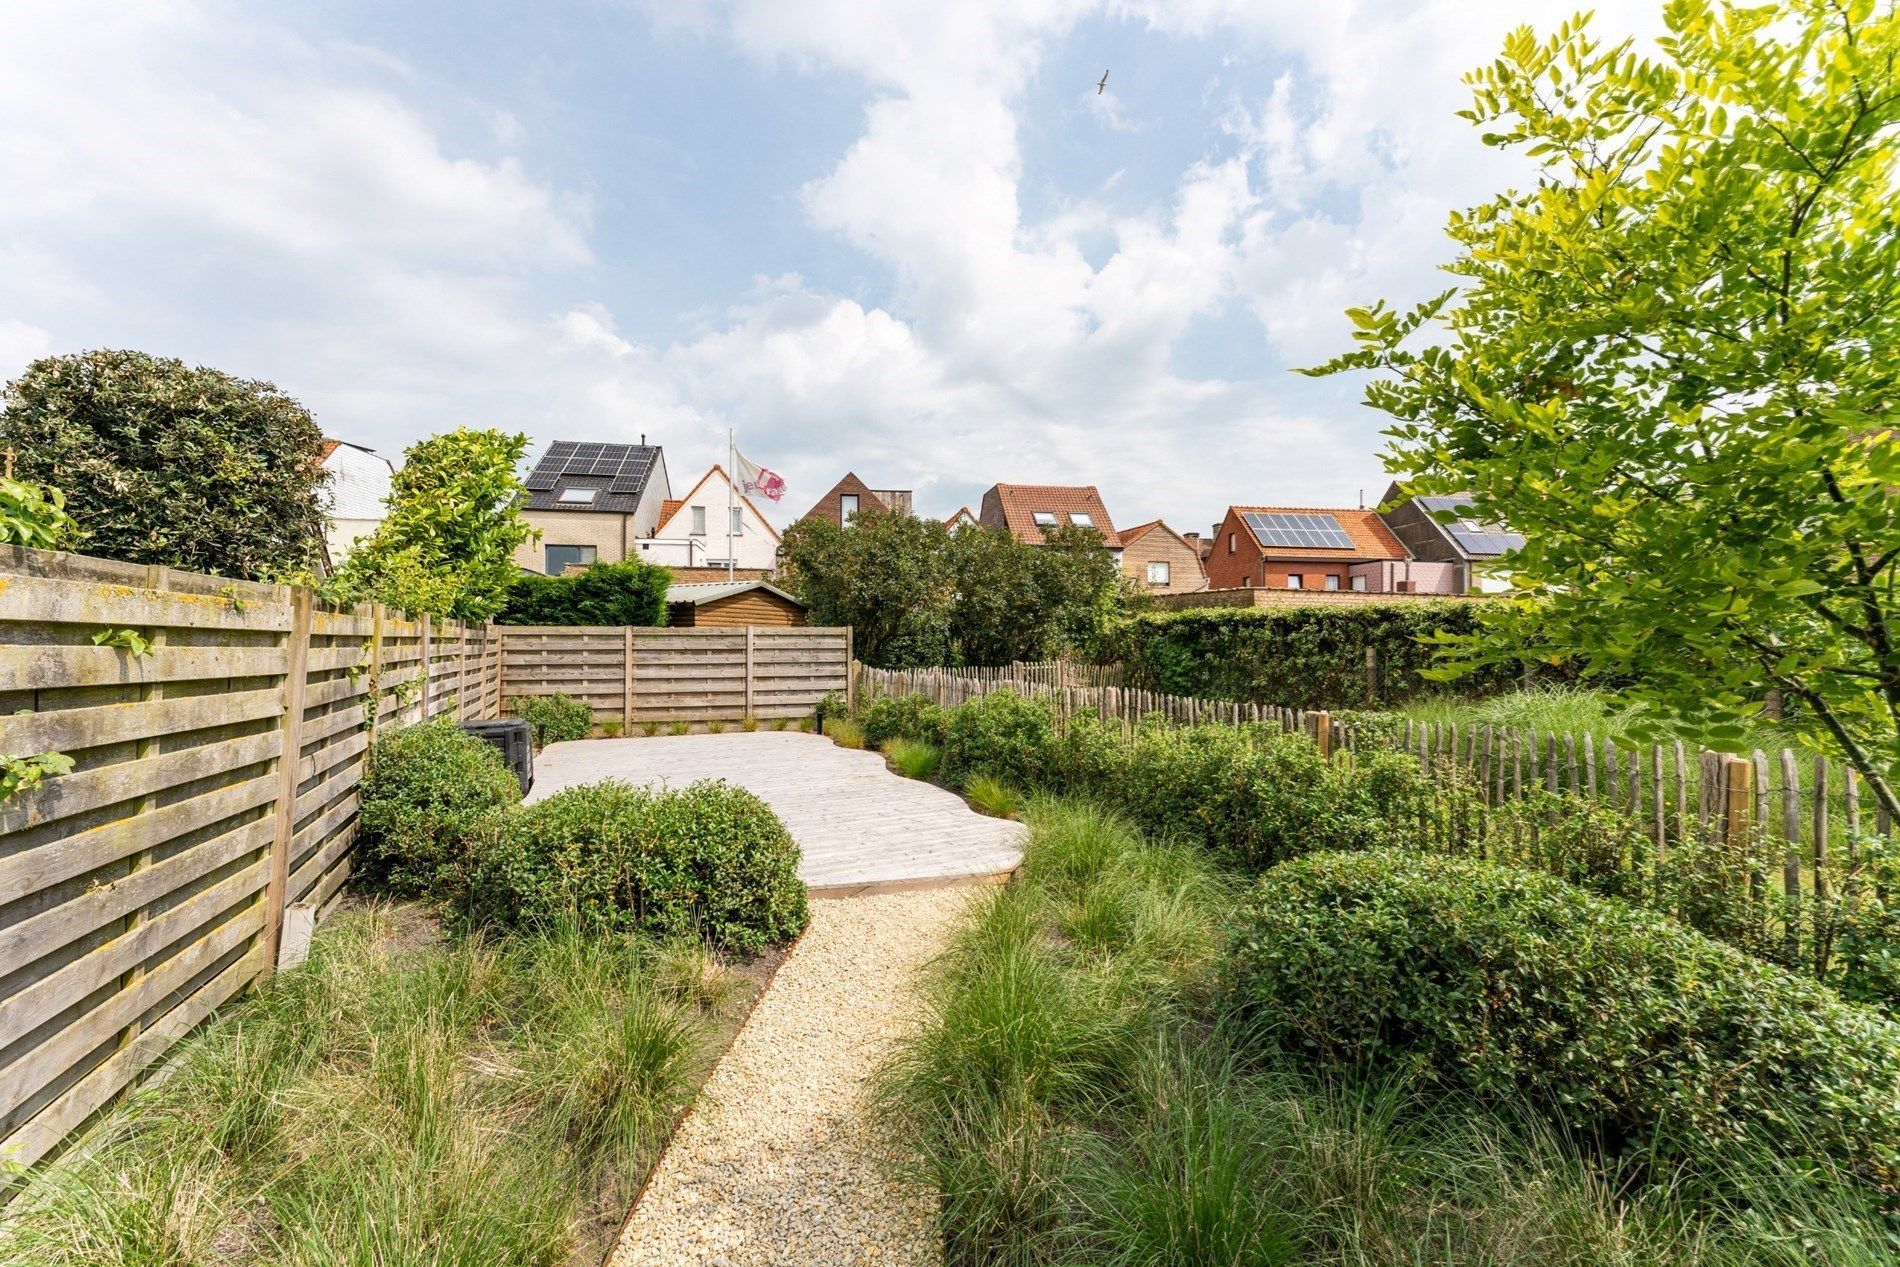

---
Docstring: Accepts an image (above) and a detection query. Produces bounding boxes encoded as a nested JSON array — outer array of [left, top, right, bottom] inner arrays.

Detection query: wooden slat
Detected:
[[0, 571, 296, 632], [0, 687, 283, 754], [0, 644, 284, 691], [0, 729, 281, 835]]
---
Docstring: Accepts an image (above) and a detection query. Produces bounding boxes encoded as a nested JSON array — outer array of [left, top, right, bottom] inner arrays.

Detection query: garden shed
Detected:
[[665, 580, 808, 628]]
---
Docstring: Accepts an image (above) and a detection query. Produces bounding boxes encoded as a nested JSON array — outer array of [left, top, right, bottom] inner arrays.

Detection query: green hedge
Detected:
[[1228, 850, 1900, 1190], [514, 693, 593, 747], [497, 559, 670, 627], [467, 779, 808, 951], [1106, 602, 1527, 709], [357, 720, 522, 901]]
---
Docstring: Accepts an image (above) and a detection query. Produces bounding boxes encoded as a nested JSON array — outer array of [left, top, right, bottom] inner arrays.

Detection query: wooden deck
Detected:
[[526, 732, 1025, 894]]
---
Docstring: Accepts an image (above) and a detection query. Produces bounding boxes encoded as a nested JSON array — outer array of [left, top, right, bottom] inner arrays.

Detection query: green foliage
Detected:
[[1109, 602, 1525, 709], [0, 750, 75, 803], [497, 559, 670, 627], [812, 690, 848, 728], [1, 349, 328, 578], [964, 774, 1023, 819], [357, 720, 522, 902], [941, 690, 1058, 789], [883, 738, 942, 782], [821, 716, 865, 749], [513, 694, 593, 747], [1308, 4, 1900, 819], [780, 509, 1123, 668], [0, 905, 708, 1264], [90, 627, 152, 657], [466, 779, 809, 952], [860, 693, 947, 749], [0, 476, 76, 549], [1229, 850, 1900, 1190], [331, 428, 532, 620]]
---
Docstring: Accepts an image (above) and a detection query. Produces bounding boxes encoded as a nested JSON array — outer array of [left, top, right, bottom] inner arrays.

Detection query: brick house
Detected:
[[797, 473, 915, 527], [1117, 520, 1207, 593], [1376, 481, 1525, 593], [1205, 506, 1421, 593], [512, 440, 672, 575], [977, 484, 1120, 558]]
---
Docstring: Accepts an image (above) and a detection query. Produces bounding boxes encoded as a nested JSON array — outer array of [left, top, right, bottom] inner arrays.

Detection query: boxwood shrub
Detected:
[[357, 719, 522, 901], [466, 779, 808, 952], [513, 693, 593, 747], [1228, 849, 1900, 1191]]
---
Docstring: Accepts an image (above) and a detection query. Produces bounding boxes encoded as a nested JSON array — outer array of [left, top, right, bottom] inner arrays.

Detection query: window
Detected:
[[1227, 532, 1236, 553], [1324, 575, 1340, 591], [545, 544, 596, 575], [690, 506, 706, 535], [840, 493, 860, 520], [1286, 574, 1303, 589], [731, 506, 744, 535], [1351, 575, 1368, 592], [1146, 561, 1170, 586], [1032, 511, 1058, 528], [557, 486, 598, 505], [1069, 512, 1093, 527]]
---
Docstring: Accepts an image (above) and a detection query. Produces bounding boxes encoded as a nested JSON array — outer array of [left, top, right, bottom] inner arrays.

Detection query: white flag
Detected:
[[735, 450, 786, 501]]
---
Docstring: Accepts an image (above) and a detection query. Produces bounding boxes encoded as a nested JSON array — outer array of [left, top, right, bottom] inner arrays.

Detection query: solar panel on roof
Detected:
[[1243, 512, 1355, 550], [609, 452, 653, 494], [1444, 522, 1525, 556]]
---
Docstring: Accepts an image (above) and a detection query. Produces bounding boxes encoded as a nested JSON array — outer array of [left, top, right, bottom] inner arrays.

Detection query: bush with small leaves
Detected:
[[357, 720, 522, 902], [860, 694, 947, 750], [513, 694, 593, 747], [940, 690, 1057, 790]]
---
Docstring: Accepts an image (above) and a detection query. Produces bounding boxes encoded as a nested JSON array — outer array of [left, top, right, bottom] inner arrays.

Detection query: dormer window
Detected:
[[1068, 512, 1093, 527], [557, 486, 598, 505], [1032, 511, 1058, 528]]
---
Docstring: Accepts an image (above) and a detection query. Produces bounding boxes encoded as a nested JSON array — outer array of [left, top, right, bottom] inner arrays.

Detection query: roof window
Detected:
[[1031, 511, 1058, 527], [557, 486, 599, 505], [1068, 512, 1093, 527]]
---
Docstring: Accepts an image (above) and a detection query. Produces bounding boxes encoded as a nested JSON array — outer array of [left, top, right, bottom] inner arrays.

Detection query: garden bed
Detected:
[[1, 899, 787, 1267]]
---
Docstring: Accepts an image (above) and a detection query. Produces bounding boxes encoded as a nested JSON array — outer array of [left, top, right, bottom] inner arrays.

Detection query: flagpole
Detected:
[[726, 428, 736, 582]]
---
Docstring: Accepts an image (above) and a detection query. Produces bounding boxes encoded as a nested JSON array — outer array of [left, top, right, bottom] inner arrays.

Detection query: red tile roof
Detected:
[[1118, 519, 1163, 547], [1229, 506, 1408, 560], [979, 484, 1117, 544]]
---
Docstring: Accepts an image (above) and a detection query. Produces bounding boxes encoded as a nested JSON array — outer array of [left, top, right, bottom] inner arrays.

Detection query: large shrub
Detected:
[[498, 559, 671, 627], [514, 693, 593, 747], [467, 779, 808, 951], [940, 690, 1058, 789], [1228, 850, 1900, 1190], [860, 693, 947, 750], [357, 720, 522, 901], [1108, 603, 1529, 709], [1, 349, 328, 578]]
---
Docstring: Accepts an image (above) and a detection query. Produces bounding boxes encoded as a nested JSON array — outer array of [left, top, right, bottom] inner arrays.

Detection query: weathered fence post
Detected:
[[845, 627, 857, 714], [743, 625, 755, 720], [1364, 646, 1377, 705], [1314, 710, 1334, 759], [263, 585, 314, 973], [623, 625, 635, 733], [1721, 755, 1754, 851], [417, 612, 432, 723], [368, 602, 386, 746]]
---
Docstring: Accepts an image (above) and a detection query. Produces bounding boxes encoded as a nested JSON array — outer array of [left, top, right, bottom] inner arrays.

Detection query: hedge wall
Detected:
[[1106, 601, 1527, 709], [497, 559, 670, 627]]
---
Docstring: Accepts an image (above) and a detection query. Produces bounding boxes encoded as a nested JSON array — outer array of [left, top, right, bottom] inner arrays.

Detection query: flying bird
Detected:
[[1096, 69, 1109, 94]]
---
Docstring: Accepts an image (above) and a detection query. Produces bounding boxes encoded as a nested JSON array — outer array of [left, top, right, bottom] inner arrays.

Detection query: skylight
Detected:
[[558, 486, 599, 504], [1032, 511, 1057, 527], [1068, 512, 1093, 527]]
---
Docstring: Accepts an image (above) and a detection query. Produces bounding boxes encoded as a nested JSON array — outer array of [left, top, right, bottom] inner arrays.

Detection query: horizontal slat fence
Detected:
[[857, 664, 1897, 984], [0, 547, 496, 1171], [500, 625, 852, 725]]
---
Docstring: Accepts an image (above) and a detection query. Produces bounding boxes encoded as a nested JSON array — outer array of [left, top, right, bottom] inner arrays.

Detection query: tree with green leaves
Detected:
[[1309, 2, 1900, 821], [1, 349, 328, 578], [332, 428, 533, 621], [948, 522, 1122, 665], [778, 508, 955, 666]]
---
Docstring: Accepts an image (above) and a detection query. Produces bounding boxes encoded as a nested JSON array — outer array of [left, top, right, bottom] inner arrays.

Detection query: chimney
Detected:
[[640, 433, 647, 446]]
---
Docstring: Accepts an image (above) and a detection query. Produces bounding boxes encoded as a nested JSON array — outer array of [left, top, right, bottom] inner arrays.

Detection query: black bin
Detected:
[[460, 719, 533, 794]]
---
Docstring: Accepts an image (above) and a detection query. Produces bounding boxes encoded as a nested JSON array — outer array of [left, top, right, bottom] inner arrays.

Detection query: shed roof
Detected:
[[665, 580, 806, 608]]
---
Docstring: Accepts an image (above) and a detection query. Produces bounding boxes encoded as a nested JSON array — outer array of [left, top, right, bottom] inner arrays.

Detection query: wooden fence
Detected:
[[0, 546, 510, 1169], [857, 664, 1898, 980], [500, 625, 853, 725]]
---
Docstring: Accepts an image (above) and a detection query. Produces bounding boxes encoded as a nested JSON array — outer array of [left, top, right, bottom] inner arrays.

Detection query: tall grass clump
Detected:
[[964, 773, 1023, 819], [884, 736, 942, 781], [0, 905, 710, 1267]]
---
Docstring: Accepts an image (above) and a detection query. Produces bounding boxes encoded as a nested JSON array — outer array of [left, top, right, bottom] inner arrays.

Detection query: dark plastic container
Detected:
[[460, 719, 533, 794]]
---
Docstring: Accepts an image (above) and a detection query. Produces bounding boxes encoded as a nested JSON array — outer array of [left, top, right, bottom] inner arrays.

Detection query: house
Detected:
[[977, 483, 1120, 555], [1377, 482, 1525, 594], [665, 580, 808, 627], [798, 473, 914, 527], [944, 506, 980, 532], [513, 439, 673, 575], [636, 464, 781, 573], [317, 439, 395, 568], [1205, 505, 1459, 593], [1117, 520, 1207, 593]]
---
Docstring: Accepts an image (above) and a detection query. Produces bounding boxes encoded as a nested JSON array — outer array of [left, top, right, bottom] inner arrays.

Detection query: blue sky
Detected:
[[0, 1, 1655, 530]]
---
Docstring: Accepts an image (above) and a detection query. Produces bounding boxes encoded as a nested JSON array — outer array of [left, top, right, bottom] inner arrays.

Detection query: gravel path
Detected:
[[612, 888, 966, 1267]]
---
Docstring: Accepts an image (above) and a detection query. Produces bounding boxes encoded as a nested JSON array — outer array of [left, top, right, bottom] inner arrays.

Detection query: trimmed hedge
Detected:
[[497, 559, 670, 627], [514, 693, 593, 747], [1107, 602, 1527, 709], [357, 719, 522, 901], [1228, 850, 1900, 1190], [466, 779, 808, 951]]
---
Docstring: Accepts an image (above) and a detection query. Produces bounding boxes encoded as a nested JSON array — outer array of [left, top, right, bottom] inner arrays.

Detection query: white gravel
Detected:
[[612, 887, 972, 1267]]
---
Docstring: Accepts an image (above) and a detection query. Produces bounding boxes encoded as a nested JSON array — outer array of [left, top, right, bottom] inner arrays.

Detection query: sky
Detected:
[[0, 0, 1660, 531]]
